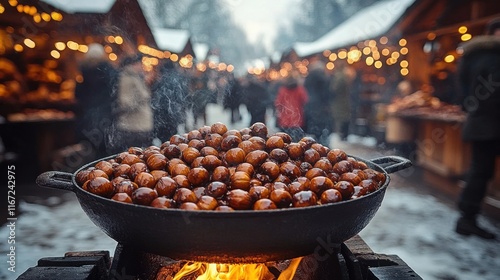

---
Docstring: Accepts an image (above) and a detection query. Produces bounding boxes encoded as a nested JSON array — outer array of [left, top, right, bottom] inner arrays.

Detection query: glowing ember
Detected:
[[173, 258, 303, 280]]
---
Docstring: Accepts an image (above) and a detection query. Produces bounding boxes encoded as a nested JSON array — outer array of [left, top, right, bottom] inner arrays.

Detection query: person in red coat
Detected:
[[274, 75, 309, 141]]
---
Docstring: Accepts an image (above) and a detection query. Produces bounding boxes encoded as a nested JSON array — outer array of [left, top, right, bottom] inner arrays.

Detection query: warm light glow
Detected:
[[170, 53, 179, 62], [379, 36, 388, 44], [217, 62, 227, 71], [114, 36, 123, 44], [29, 6, 37, 15], [458, 26, 467, 34], [8, 0, 17, 7], [173, 258, 302, 280], [368, 40, 377, 47], [374, 61, 382, 68], [338, 50, 347, 59], [23, 5, 30, 14], [33, 14, 41, 23], [326, 61, 335, 70], [461, 33, 472, 41], [362, 47, 371, 55], [400, 60, 408, 68], [399, 38, 407, 47], [55, 42, 66, 51], [372, 52, 380, 60], [104, 45, 113, 53], [24, 38, 35, 48], [323, 49, 331, 57], [427, 32, 436, 40], [50, 50, 60, 59], [75, 74, 83, 83], [107, 36, 115, 43], [51, 11, 63, 21], [78, 45, 88, 53], [227, 64, 234, 72], [329, 53, 337, 61], [67, 41, 79, 50], [400, 47, 408, 55], [0, 5, 5, 14], [108, 53, 118, 61], [391, 52, 400, 59], [196, 63, 207, 72], [401, 68, 409, 76], [444, 54, 455, 63], [366, 56, 374, 66], [14, 44, 23, 52], [381, 48, 390, 56], [41, 12, 51, 22]]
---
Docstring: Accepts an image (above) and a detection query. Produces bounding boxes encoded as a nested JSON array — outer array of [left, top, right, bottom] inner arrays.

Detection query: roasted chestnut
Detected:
[[187, 167, 210, 186], [224, 148, 246, 166], [309, 176, 334, 194], [150, 197, 176, 209], [333, 181, 355, 200], [146, 153, 167, 170], [95, 161, 114, 177], [87, 169, 109, 180], [179, 202, 200, 210], [339, 172, 362, 186], [173, 188, 198, 204], [227, 189, 253, 210], [182, 147, 201, 164], [292, 190, 318, 208], [155, 176, 178, 197], [236, 162, 255, 176], [248, 185, 270, 200], [221, 135, 242, 151], [129, 162, 148, 180], [320, 189, 343, 204], [286, 143, 304, 160], [132, 187, 158, 205], [134, 172, 156, 189], [230, 171, 251, 191], [211, 122, 228, 135], [249, 122, 268, 138], [260, 161, 280, 180], [266, 135, 285, 150], [111, 192, 133, 203], [212, 166, 230, 183], [86, 177, 114, 198], [197, 195, 219, 210], [303, 149, 321, 165], [327, 149, 348, 164], [206, 181, 228, 198], [253, 198, 278, 210], [332, 160, 353, 174], [270, 189, 292, 208], [269, 148, 289, 163], [163, 144, 182, 159]]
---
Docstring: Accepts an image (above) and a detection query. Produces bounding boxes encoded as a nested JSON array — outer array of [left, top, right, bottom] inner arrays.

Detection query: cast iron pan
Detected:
[[36, 155, 411, 263]]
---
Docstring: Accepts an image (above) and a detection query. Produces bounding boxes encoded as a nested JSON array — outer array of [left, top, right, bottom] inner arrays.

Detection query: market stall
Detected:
[[386, 0, 500, 208], [0, 0, 158, 176]]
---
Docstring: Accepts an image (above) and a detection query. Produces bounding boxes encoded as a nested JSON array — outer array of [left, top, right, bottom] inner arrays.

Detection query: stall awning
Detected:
[[293, 0, 416, 58]]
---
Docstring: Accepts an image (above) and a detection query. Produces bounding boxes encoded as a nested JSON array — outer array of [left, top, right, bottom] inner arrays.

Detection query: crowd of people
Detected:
[[74, 45, 360, 163]]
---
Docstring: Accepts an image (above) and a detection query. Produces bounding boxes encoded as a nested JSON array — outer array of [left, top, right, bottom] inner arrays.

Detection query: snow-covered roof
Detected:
[[41, 0, 115, 14], [293, 0, 416, 57], [193, 43, 209, 61], [152, 28, 191, 53]]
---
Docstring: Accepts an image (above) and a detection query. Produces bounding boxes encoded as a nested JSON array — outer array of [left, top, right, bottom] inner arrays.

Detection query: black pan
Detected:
[[36, 155, 411, 263]]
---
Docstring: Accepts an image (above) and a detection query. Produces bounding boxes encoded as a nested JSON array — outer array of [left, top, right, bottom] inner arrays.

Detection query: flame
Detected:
[[173, 257, 302, 280]]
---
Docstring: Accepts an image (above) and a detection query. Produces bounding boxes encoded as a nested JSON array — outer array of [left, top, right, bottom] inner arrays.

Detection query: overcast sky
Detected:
[[224, 0, 301, 52]]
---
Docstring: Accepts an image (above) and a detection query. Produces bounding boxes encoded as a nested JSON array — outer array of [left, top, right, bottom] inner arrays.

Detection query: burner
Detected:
[[18, 235, 422, 279]]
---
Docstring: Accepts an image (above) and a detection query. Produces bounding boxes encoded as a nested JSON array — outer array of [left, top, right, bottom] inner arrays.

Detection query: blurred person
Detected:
[[151, 60, 188, 142], [241, 75, 269, 125], [329, 63, 357, 141], [274, 73, 309, 141], [74, 43, 116, 159], [188, 69, 212, 128], [304, 61, 332, 145], [108, 54, 153, 153], [223, 73, 243, 124], [454, 18, 500, 240]]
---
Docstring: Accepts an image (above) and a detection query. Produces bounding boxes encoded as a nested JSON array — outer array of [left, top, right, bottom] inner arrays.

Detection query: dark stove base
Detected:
[[18, 236, 421, 280]]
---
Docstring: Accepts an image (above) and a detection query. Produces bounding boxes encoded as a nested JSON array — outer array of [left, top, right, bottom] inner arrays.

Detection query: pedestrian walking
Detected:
[[455, 18, 500, 240]]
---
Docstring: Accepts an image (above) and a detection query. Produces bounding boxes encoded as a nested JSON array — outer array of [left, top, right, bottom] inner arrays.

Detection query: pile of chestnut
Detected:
[[76, 122, 386, 211]]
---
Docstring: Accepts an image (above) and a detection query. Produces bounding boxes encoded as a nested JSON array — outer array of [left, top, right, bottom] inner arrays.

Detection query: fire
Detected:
[[173, 258, 303, 280]]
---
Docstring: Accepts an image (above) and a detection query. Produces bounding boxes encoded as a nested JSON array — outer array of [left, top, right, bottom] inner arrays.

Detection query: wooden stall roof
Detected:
[[0, 0, 157, 48], [399, 0, 500, 39]]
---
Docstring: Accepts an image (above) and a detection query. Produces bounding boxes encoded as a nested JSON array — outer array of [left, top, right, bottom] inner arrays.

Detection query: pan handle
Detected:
[[36, 171, 75, 192], [370, 156, 412, 174]]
